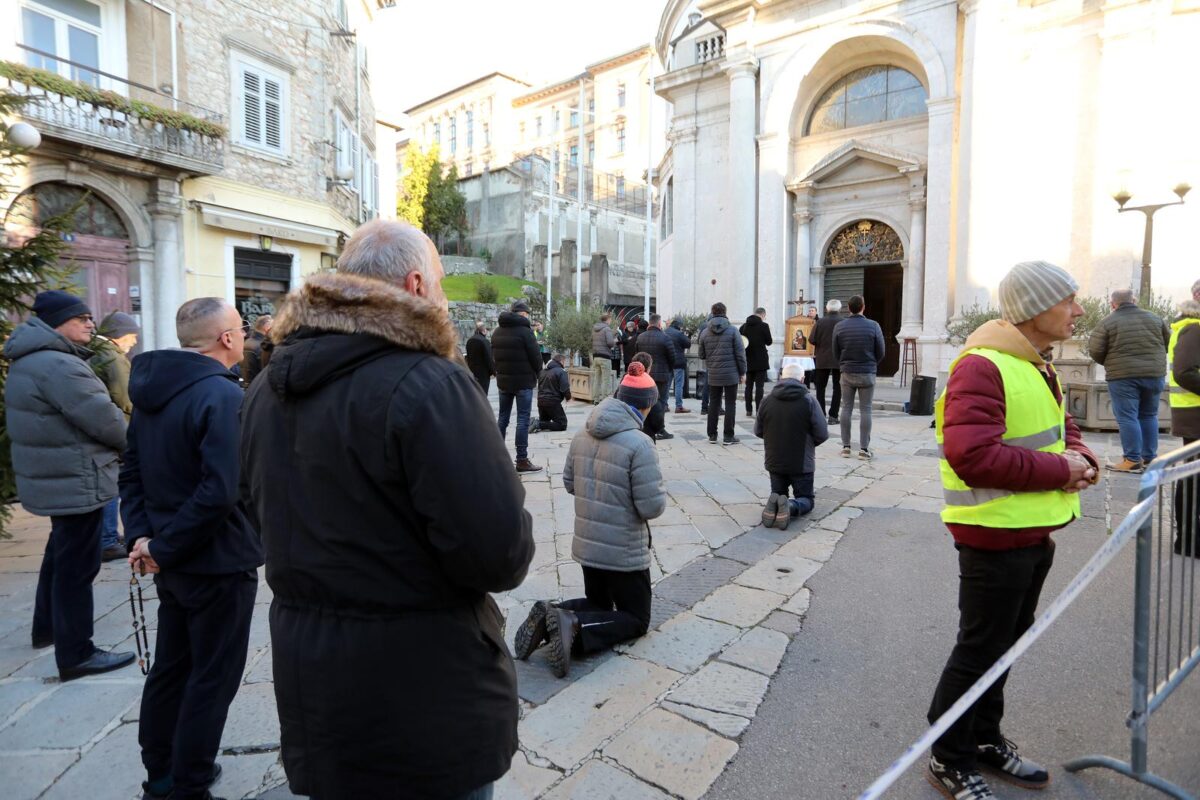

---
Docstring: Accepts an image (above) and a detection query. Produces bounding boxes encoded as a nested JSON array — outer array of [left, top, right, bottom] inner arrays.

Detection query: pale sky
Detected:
[[367, 0, 669, 121]]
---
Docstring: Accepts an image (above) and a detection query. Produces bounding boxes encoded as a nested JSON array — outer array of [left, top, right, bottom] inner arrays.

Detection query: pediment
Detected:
[[790, 140, 923, 190]]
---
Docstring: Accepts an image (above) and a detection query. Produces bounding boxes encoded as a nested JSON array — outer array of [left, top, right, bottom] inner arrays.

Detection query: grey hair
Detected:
[[1191, 279, 1200, 297], [475, 320, 487, 333], [252, 314, 273, 333], [337, 219, 433, 282], [781, 363, 805, 380], [176, 297, 231, 348], [826, 299, 842, 312], [754, 307, 766, 316], [552, 352, 568, 364], [1111, 288, 1136, 305]]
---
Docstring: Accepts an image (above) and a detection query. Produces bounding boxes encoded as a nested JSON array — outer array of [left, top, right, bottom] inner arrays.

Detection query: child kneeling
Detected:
[[513, 362, 666, 677], [754, 363, 828, 529]]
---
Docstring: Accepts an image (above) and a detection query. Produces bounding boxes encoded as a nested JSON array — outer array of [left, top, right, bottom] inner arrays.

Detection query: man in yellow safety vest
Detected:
[[926, 261, 1099, 800], [1168, 282, 1200, 557]]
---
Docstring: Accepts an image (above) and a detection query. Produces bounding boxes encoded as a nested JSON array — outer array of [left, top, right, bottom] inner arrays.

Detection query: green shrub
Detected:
[[473, 274, 499, 303], [946, 303, 1002, 344], [672, 311, 709, 338], [544, 298, 606, 363]]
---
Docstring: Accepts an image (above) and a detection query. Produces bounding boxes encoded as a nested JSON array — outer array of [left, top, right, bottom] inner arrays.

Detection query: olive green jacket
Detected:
[[88, 336, 132, 419]]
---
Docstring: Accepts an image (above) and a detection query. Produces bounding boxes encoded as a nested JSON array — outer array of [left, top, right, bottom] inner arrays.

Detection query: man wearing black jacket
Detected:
[[491, 300, 544, 473], [240, 220, 534, 800], [122, 297, 264, 800], [465, 320, 497, 394], [635, 314, 679, 441], [739, 308, 773, 416], [531, 353, 572, 432]]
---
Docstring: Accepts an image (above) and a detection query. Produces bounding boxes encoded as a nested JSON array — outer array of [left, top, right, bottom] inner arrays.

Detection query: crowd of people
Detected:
[[7, 217, 1200, 800]]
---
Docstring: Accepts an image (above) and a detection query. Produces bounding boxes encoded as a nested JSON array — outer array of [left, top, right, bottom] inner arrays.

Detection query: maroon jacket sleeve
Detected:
[[942, 355, 1071, 492]]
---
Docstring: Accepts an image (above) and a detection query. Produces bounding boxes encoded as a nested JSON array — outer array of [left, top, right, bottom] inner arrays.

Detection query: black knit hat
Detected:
[[33, 290, 91, 329], [511, 300, 530, 314]]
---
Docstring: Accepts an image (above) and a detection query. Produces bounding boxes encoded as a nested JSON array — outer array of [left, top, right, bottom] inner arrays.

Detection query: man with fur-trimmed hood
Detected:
[[240, 220, 535, 800]]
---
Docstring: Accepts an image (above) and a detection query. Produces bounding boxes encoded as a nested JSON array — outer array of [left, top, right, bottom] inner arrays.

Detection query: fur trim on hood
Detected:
[[1179, 300, 1200, 320], [962, 318, 1050, 368], [271, 272, 458, 359]]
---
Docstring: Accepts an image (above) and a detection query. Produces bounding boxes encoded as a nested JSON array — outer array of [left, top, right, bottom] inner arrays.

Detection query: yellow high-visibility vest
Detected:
[[935, 347, 1080, 528], [1167, 318, 1200, 409]]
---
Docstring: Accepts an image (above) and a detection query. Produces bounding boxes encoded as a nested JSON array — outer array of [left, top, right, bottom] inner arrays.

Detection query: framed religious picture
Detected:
[[785, 313, 816, 357]]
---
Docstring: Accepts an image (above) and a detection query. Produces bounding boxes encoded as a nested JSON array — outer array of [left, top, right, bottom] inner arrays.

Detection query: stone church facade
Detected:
[[654, 0, 1200, 379]]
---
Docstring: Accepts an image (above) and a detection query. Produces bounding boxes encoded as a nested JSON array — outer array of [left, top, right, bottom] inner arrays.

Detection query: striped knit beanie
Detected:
[[615, 362, 658, 409], [998, 261, 1079, 324]]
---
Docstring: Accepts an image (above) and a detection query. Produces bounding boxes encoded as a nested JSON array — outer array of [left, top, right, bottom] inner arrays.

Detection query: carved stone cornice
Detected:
[[722, 57, 759, 81], [793, 209, 813, 224], [908, 189, 927, 211], [667, 126, 699, 145]]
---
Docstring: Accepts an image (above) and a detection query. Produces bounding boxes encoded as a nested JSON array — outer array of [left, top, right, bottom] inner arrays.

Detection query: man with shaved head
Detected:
[[122, 297, 264, 800], [1088, 287, 1171, 472]]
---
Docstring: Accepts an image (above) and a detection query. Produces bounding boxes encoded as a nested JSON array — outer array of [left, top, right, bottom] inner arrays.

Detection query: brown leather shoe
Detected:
[[675, 407, 691, 413], [1107, 458, 1144, 474], [515, 459, 543, 473]]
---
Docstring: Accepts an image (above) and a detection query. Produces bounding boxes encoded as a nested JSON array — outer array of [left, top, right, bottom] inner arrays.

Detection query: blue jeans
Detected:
[[498, 388, 533, 460], [101, 497, 120, 549], [672, 367, 686, 408], [1107, 377, 1164, 463]]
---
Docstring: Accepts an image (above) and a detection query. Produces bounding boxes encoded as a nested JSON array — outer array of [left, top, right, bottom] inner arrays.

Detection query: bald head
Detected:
[[337, 219, 446, 307]]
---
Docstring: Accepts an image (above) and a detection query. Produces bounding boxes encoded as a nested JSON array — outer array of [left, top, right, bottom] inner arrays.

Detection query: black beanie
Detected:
[[33, 290, 91, 329]]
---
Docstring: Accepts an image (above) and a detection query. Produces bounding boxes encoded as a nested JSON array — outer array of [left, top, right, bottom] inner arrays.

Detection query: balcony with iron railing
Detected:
[[2, 47, 225, 174]]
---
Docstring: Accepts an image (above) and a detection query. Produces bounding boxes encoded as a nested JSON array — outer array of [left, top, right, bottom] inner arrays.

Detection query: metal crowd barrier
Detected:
[[858, 440, 1200, 800], [1065, 442, 1200, 799]]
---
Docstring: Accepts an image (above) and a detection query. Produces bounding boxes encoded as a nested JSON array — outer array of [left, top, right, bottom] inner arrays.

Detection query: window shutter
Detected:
[[351, 134, 361, 191], [372, 158, 380, 215], [242, 69, 263, 145], [264, 78, 283, 151]]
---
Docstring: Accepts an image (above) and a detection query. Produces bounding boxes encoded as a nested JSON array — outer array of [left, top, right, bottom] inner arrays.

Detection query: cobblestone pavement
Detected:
[[0, 387, 1150, 800]]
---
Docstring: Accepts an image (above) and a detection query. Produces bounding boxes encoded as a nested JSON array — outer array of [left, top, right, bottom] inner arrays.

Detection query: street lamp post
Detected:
[[1113, 183, 1190, 304]]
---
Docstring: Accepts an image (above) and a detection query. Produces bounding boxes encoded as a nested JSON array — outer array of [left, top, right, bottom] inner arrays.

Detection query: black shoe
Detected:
[[544, 607, 578, 679], [708, 434, 718, 444], [515, 459, 543, 473], [142, 763, 223, 800], [723, 436, 740, 445], [59, 649, 136, 681], [654, 431, 675, 441], [513, 601, 550, 660], [762, 493, 779, 528], [101, 544, 127, 562], [927, 757, 996, 799], [976, 738, 1050, 789]]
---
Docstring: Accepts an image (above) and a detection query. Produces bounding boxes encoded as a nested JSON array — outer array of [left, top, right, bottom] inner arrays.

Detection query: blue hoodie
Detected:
[[120, 349, 263, 574]]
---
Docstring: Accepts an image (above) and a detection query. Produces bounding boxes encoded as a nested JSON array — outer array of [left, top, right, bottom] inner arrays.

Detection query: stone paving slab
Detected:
[[541, 758, 670, 800], [0, 677, 49, 721], [692, 584, 785, 629], [220, 682, 280, 752], [42, 718, 142, 800], [667, 661, 770, 719], [733, 553, 823, 597], [495, 750, 560, 800], [691, 515, 744, 548], [617, 612, 740, 673], [515, 649, 616, 706], [519, 656, 681, 769], [718, 626, 791, 676], [712, 530, 780, 565], [759, 610, 804, 635], [0, 750, 80, 800], [660, 699, 750, 739], [775, 527, 842, 563], [652, 557, 746, 608], [0, 680, 141, 750], [604, 707, 738, 800]]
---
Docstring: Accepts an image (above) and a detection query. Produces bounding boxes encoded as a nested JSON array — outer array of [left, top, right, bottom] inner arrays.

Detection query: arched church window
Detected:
[[5, 182, 128, 239], [823, 220, 904, 266], [806, 66, 927, 135]]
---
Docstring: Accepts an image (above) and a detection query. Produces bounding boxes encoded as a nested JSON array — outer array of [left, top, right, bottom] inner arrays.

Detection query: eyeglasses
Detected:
[[74, 314, 95, 323], [218, 321, 251, 339]]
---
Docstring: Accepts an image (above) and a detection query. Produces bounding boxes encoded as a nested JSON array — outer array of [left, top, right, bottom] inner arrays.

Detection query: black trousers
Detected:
[[1172, 436, 1200, 557], [474, 375, 491, 396], [610, 356, 621, 374], [537, 401, 568, 431], [33, 508, 103, 669], [655, 381, 669, 421], [708, 384, 738, 438], [557, 566, 651, 654], [140, 570, 257, 798], [928, 541, 1055, 769], [769, 471, 814, 501], [745, 370, 767, 414], [813, 368, 841, 418]]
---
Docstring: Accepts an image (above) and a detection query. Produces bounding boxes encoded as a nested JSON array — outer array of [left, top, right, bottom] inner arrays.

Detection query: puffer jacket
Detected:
[[1088, 302, 1170, 380], [832, 314, 885, 374], [666, 321, 691, 366], [592, 322, 617, 359], [537, 358, 572, 405], [754, 379, 828, 475], [564, 397, 666, 571], [698, 316, 747, 386], [1170, 301, 1200, 440], [635, 326, 678, 385], [3, 317, 127, 516], [88, 335, 132, 419], [739, 315, 773, 372], [491, 311, 543, 392]]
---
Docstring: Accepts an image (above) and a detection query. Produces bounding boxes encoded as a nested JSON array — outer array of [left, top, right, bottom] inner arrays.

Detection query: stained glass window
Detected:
[[806, 66, 927, 135], [5, 182, 127, 238], [823, 220, 903, 266]]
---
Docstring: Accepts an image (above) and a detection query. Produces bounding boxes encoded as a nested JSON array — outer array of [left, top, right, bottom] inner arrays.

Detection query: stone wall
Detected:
[[442, 256, 490, 275], [448, 300, 507, 350]]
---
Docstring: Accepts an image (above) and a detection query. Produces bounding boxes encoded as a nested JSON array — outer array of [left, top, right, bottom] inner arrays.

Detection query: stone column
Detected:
[[900, 183, 927, 339], [129, 245, 157, 351], [145, 178, 184, 348], [922, 97, 956, 346], [668, 126, 698, 312], [793, 209, 814, 302], [724, 57, 758, 317]]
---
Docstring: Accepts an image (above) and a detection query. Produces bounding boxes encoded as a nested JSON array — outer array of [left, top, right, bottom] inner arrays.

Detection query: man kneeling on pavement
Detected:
[[926, 260, 1099, 800], [754, 363, 828, 529], [513, 362, 666, 677], [530, 352, 571, 433]]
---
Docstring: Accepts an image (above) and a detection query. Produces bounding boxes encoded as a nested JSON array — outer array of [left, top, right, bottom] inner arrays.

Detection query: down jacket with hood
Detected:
[[119, 350, 263, 574], [698, 315, 747, 386], [634, 325, 678, 385], [240, 272, 534, 800], [739, 314, 773, 372], [753, 379, 829, 475], [491, 311, 542, 391], [3, 317, 126, 516], [592, 321, 617, 359], [564, 397, 667, 571]]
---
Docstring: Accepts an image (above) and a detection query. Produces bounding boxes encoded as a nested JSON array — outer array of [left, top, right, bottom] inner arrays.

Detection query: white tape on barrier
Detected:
[[857, 494, 1155, 800]]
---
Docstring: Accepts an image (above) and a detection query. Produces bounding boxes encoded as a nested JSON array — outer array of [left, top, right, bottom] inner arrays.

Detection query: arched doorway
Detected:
[[823, 219, 904, 376], [4, 182, 132, 322]]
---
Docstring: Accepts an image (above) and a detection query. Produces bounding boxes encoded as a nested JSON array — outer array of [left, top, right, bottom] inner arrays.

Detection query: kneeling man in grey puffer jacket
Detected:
[[512, 361, 666, 677]]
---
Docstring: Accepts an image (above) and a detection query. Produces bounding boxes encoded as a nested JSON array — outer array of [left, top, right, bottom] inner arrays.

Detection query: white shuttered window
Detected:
[[234, 55, 288, 156]]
